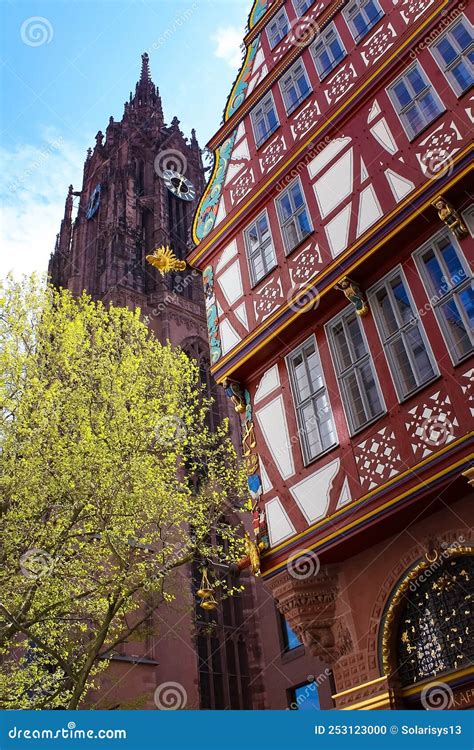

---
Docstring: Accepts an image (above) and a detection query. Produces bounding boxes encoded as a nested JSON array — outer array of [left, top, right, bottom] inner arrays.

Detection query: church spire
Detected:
[[139, 52, 151, 84], [130, 51, 162, 118]]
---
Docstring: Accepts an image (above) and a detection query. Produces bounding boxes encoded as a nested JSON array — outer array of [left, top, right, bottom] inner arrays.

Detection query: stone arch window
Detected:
[[383, 552, 473, 687]]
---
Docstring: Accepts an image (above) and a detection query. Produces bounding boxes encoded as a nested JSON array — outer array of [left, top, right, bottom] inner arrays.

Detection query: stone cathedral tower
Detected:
[[48, 53, 268, 710]]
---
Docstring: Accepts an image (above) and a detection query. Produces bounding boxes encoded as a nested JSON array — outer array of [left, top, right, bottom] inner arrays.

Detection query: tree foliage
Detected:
[[0, 275, 246, 709]]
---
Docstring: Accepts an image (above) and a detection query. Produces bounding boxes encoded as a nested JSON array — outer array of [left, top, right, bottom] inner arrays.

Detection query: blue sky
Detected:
[[0, 0, 250, 277]]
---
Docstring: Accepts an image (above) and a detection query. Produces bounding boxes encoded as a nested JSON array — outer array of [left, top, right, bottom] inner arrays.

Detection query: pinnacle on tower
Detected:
[[140, 52, 151, 84], [129, 51, 163, 120]]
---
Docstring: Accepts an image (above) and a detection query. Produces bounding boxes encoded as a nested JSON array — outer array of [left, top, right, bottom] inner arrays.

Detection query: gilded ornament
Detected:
[[334, 277, 369, 316], [432, 195, 468, 239], [146, 245, 186, 275]]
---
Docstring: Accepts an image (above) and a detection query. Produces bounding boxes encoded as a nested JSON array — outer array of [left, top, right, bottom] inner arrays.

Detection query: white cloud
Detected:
[[0, 128, 86, 279], [211, 26, 244, 70]]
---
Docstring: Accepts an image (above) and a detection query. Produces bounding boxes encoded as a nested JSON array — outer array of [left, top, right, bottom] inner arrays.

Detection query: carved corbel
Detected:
[[334, 277, 369, 316], [432, 195, 468, 239]]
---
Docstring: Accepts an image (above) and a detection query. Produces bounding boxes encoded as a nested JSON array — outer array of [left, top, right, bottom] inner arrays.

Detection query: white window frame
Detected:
[[293, 0, 314, 16], [250, 91, 280, 148], [413, 229, 474, 365], [368, 267, 439, 402], [311, 21, 347, 81], [461, 203, 474, 238], [286, 335, 338, 464], [279, 59, 312, 115], [244, 210, 277, 287], [275, 177, 313, 254], [429, 14, 474, 97], [343, 0, 384, 43], [387, 62, 445, 141], [266, 8, 290, 49], [326, 306, 386, 436]]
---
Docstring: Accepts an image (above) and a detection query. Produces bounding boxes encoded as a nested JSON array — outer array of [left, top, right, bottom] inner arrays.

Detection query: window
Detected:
[[388, 63, 444, 140], [276, 179, 312, 253], [431, 17, 474, 96], [343, 0, 384, 42], [370, 270, 437, 401], [280, 614, 301, 651], [250, 92, 279, 148], [414, 232, 473, 363], [293, 0, 314, 15], [327, 309, 384, 434], [289, 681, 321, 710], [287, 337, 337, 463], [244, 211, 277, 286], [267, 8, 289, 49], [311, 22, 346, 80], [280, 60, 312, 114]]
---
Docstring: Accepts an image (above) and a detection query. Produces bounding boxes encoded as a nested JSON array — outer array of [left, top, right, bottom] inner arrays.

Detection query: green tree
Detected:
[[0, 275, 246, 709]]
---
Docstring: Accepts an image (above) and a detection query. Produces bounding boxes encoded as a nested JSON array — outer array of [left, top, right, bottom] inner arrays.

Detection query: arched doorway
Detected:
[[380, 548, 473, 708]]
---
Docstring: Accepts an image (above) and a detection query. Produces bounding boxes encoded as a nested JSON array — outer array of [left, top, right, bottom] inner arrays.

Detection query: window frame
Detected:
[[279, 58, 312, 115], [292, 0, 314, 17], [343, 0, 384, 43], [250, 91, 280, 148], [275, 177, 313, 254], [244, 209, 277, 287], [288, 680, 321, 710], [387, 62, 445, 141], [413, 229, 474, 365], [311, 21, 347, 81], [368, 266, 439, 402], [286, 334, 338, 465], [266, 7, 290, 49], [429, 15, 474, 97], [326, 306, 386, 436]]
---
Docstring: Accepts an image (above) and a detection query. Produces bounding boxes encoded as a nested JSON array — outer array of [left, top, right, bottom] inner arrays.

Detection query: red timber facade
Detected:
[[189, 0, 474, 710], [49, 53, 332, 711]]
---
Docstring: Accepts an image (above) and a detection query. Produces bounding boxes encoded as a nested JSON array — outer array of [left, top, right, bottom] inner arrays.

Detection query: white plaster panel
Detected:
[[218, 260, 243, 306], [289, 459, 340, 523], [314, 149, 353, 218], [219, 318, 241, 355], [307, 137, 352, 180], [385, 169, 415, 202], [259, 457, 272, 493], [336, 477, 351, 509], [256, 395, 295, 480], [266, 497, 296, 546], [216, 239, 238, 273], [370, 118, 398, 154], [234, 302, 248, 330], [357, 184, 383, 236], [325, 203, 352, 257], [254, 364, 280, 404]]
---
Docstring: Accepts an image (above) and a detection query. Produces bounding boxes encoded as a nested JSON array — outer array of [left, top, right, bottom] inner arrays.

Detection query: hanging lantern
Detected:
[[197, 568, 218, 610]]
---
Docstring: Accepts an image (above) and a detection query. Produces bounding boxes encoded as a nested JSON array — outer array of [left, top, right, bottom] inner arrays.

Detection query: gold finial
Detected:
[[146, 245, 186, 275]]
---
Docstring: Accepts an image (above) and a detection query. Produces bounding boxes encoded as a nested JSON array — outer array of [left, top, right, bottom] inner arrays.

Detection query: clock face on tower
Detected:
[[85, 184, 101, 219], [162, 169, 196, 202]]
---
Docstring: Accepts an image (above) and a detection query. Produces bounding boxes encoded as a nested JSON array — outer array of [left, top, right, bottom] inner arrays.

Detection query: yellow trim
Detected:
[[262, 448, 473, 576], [192, 0, 450, 252], [332, 675, 387, 700], [401, 666, 474, 697], [210, 159, 472, 381], [340, 693, 391, 710], [224, 40, 256, 122]]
